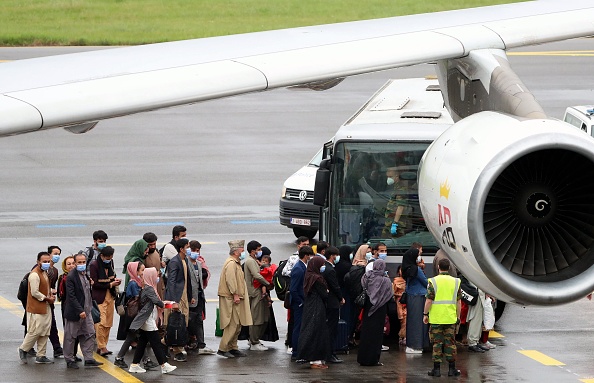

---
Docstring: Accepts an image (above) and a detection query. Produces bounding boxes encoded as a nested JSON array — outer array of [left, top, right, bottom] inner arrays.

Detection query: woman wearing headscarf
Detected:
[[357, 259, 393, 366], [297, 256, 331, 369], [57, 255, 76, 322], [128, 267, 177, 374], [402, 246, 429, 354], [115, 261, 145, 369], [352, 244, 371, 266], [123, 239, 149, 286]]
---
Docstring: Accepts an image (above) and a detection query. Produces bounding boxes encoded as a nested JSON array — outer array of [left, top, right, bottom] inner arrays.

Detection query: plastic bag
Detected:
[[483, 297, 495, 331]]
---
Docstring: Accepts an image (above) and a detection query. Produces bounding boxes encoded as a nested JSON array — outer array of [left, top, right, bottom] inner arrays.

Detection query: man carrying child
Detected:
[[244, 240, 272, 351]]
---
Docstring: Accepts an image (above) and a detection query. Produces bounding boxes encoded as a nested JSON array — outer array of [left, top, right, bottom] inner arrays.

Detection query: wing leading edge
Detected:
[[0, 0, 593, 136]]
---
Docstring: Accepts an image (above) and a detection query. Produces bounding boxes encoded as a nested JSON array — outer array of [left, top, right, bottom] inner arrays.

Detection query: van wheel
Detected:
[[293, 227, 318, 239]]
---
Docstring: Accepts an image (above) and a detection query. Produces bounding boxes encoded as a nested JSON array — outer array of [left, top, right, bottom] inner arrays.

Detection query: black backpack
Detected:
[[17, 272, 31, 307], [273, 260, 290, 301], [344, 265, 366, 299], [166, 311, 189, 346]]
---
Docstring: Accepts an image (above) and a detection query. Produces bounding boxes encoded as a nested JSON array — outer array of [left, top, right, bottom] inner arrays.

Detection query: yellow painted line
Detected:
[[489, 330, 504, 338], [580, 379, 594, 383], [518, 350, 565, 366], [0, 294, 142, 383]]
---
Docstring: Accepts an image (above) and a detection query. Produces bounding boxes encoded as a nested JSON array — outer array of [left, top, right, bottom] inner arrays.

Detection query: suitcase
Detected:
[[334, 318, 350, 354]]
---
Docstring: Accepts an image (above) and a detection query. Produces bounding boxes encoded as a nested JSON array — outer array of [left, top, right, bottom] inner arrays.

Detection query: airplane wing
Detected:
[[0, 0, 593, 136]]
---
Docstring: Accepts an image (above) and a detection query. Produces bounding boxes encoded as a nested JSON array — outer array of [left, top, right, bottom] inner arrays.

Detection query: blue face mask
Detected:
[[240, 251, 246, 261], [97, 242, 107, 250], [320, 265, 326, 273], [189, 252, 199, 260], [378, 252, 387, 260], [51, 255, 60, 264], [156, 277, 160, 284], [257, 250, 262, 257], [185, 248, 192, 256], [349, 254, 353, 261], [335, 255, 340, 263], [40, 262, 51, 271], [365, 252, 372, 261], [103, 259, 112, 264], [160, 267, 166, 275], [76, 264, 86, 272]]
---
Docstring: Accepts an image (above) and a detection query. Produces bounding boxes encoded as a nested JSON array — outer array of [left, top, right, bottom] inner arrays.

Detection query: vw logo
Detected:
[[298, 190, 307, 201]]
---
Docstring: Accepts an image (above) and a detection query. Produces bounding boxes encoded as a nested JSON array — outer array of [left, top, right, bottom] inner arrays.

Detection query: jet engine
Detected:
[[419, 111, 594, 305]]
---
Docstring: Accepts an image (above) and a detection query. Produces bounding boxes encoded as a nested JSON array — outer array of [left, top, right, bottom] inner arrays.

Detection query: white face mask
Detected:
[[386, 177, 395, 186], [416, 255, 422, 263]]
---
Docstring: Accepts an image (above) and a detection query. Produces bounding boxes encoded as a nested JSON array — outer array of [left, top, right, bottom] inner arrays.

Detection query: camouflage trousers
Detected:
[[429, 324, 457, 363]]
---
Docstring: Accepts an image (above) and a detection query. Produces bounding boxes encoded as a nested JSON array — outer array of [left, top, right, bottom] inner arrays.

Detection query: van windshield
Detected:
[[327, 141, 437, 251], [308, 148, 323, 167]]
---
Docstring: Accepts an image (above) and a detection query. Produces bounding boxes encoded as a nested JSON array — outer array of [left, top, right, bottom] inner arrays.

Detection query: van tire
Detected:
[[293, 227, 318, 239]]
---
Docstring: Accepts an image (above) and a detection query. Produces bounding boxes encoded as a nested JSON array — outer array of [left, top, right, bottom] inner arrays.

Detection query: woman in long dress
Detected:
[[297, 256, 331, 369], [357, 259, 393, 366], [402, 247, 429, 353]]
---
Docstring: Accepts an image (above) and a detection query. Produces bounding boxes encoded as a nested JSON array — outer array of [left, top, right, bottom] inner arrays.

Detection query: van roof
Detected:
[[335, 78, 453, 142]]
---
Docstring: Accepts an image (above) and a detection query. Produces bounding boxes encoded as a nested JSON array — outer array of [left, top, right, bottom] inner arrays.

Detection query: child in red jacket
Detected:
[[254, 254, 277, 303]]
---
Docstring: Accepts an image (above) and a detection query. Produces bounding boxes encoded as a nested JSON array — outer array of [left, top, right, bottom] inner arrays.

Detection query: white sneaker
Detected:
[[381, 345, 390, 351], [129, 364, 146, 373], [198, 347, 216, 355], [161, 362, 177, 374], [250, 343, 269, 351], [481, 341, 497, 349], [405, 347, 422, 354], [286, 346, 293, 354]]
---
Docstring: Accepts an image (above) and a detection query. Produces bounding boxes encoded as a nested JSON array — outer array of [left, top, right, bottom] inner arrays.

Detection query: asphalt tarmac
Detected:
[[0, 39, 593, 382]]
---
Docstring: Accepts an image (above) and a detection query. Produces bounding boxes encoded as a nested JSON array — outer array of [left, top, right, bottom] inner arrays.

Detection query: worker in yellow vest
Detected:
[[423, 257, 461, 377]]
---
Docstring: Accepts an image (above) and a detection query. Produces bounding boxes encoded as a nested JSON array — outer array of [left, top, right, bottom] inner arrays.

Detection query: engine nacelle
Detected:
[[419, 111, 594, 305]]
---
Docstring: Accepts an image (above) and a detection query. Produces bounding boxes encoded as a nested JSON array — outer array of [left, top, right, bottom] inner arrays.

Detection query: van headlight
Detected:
[[281, 186, 286, 198]]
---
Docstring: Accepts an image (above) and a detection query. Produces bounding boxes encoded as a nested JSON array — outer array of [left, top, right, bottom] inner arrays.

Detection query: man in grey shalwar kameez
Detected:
[[63, 253, 103, 368]]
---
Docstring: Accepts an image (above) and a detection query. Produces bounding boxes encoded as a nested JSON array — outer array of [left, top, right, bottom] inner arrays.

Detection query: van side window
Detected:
[[582, 123, 587, 132], [564, 112, 582, 129]]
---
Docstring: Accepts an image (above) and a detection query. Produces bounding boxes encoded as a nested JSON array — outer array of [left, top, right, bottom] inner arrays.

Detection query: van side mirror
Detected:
[[313, 159, 331, 206]]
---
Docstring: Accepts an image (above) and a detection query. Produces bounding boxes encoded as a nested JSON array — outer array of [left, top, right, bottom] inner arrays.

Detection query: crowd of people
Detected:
[[16, 227, 500, 377]]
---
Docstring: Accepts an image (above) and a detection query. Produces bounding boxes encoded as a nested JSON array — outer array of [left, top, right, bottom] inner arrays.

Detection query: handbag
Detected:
[[115, 291, 126, 316], [91, 300, 101, 324], [399, 291, 408, 305], [354, 288, 367, 307]]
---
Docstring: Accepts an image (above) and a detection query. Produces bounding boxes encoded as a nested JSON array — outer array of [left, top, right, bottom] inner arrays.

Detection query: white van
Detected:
[[563, 105, 594, 136], [279, 149, 322, 238]]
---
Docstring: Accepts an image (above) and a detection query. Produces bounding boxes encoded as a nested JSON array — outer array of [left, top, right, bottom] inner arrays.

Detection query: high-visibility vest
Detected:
[[428, 274, 460, 324]]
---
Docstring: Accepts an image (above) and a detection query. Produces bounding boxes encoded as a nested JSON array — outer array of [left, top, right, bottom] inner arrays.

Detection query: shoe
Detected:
[[128, 364, 146, 373], [173, 353, 187, 362], [249, 342, 268, 351], [18, 348, 27, 364], [327, 355, 343, 364], [84, 359, 104, 367], [286, 345, 293, 354], [35, 356, 54, 364], [477, 343, 490, 351], [448, 361, 461, 376], [198, 347, 216, 355], [310, 363, 328, 369], [381, 345, 390, 351], [66, 361, 79, 369], [53, 348, 64, 358], [216, 350, 235, 358], [405, 347, 422, 354], [161, 362, 177, 374], [114, 357, 128, 369], [27, 348, 37, 357], [295, 359, 307, 364], [229, 349, 247, 357], [143, 358, 159, 369], [481, 341, 497, 349], [428, 368, 441, 377], [97, 349, 113, 356], [74, 356, 82, 362], [468, 345, 485, 353]]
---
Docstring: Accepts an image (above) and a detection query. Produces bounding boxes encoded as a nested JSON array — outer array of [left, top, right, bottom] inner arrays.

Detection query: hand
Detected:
[[190, 298, 196, 305], [46, 295, 56, 304], [390, 222, 398, 235], [233, 294, 240, 304], [80, 312, 87, 319], [340, 298, 345, 305], [423, 315, 428, 324], [171, 302, 179, 310]]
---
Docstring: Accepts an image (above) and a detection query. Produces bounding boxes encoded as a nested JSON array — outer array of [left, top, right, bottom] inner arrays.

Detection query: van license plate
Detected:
[[291, 218, 311, 226]]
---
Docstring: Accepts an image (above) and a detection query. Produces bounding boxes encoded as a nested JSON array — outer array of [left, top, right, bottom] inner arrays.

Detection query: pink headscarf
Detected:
[[143, 267, 161, 299], [127, 261, 143, 287]]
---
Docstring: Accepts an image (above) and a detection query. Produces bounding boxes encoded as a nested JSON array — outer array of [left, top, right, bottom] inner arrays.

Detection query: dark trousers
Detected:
[[133, 330, 166, 365], [326, 307, 339, 353], [49, 306, 61, 351], [286, 309, 294, 347], [291, 304, 303, 357]]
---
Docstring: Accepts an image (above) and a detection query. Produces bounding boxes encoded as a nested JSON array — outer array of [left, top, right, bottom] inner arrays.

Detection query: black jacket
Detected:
[[64, 270, 91, 322], [322, 261, 343, 309]]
